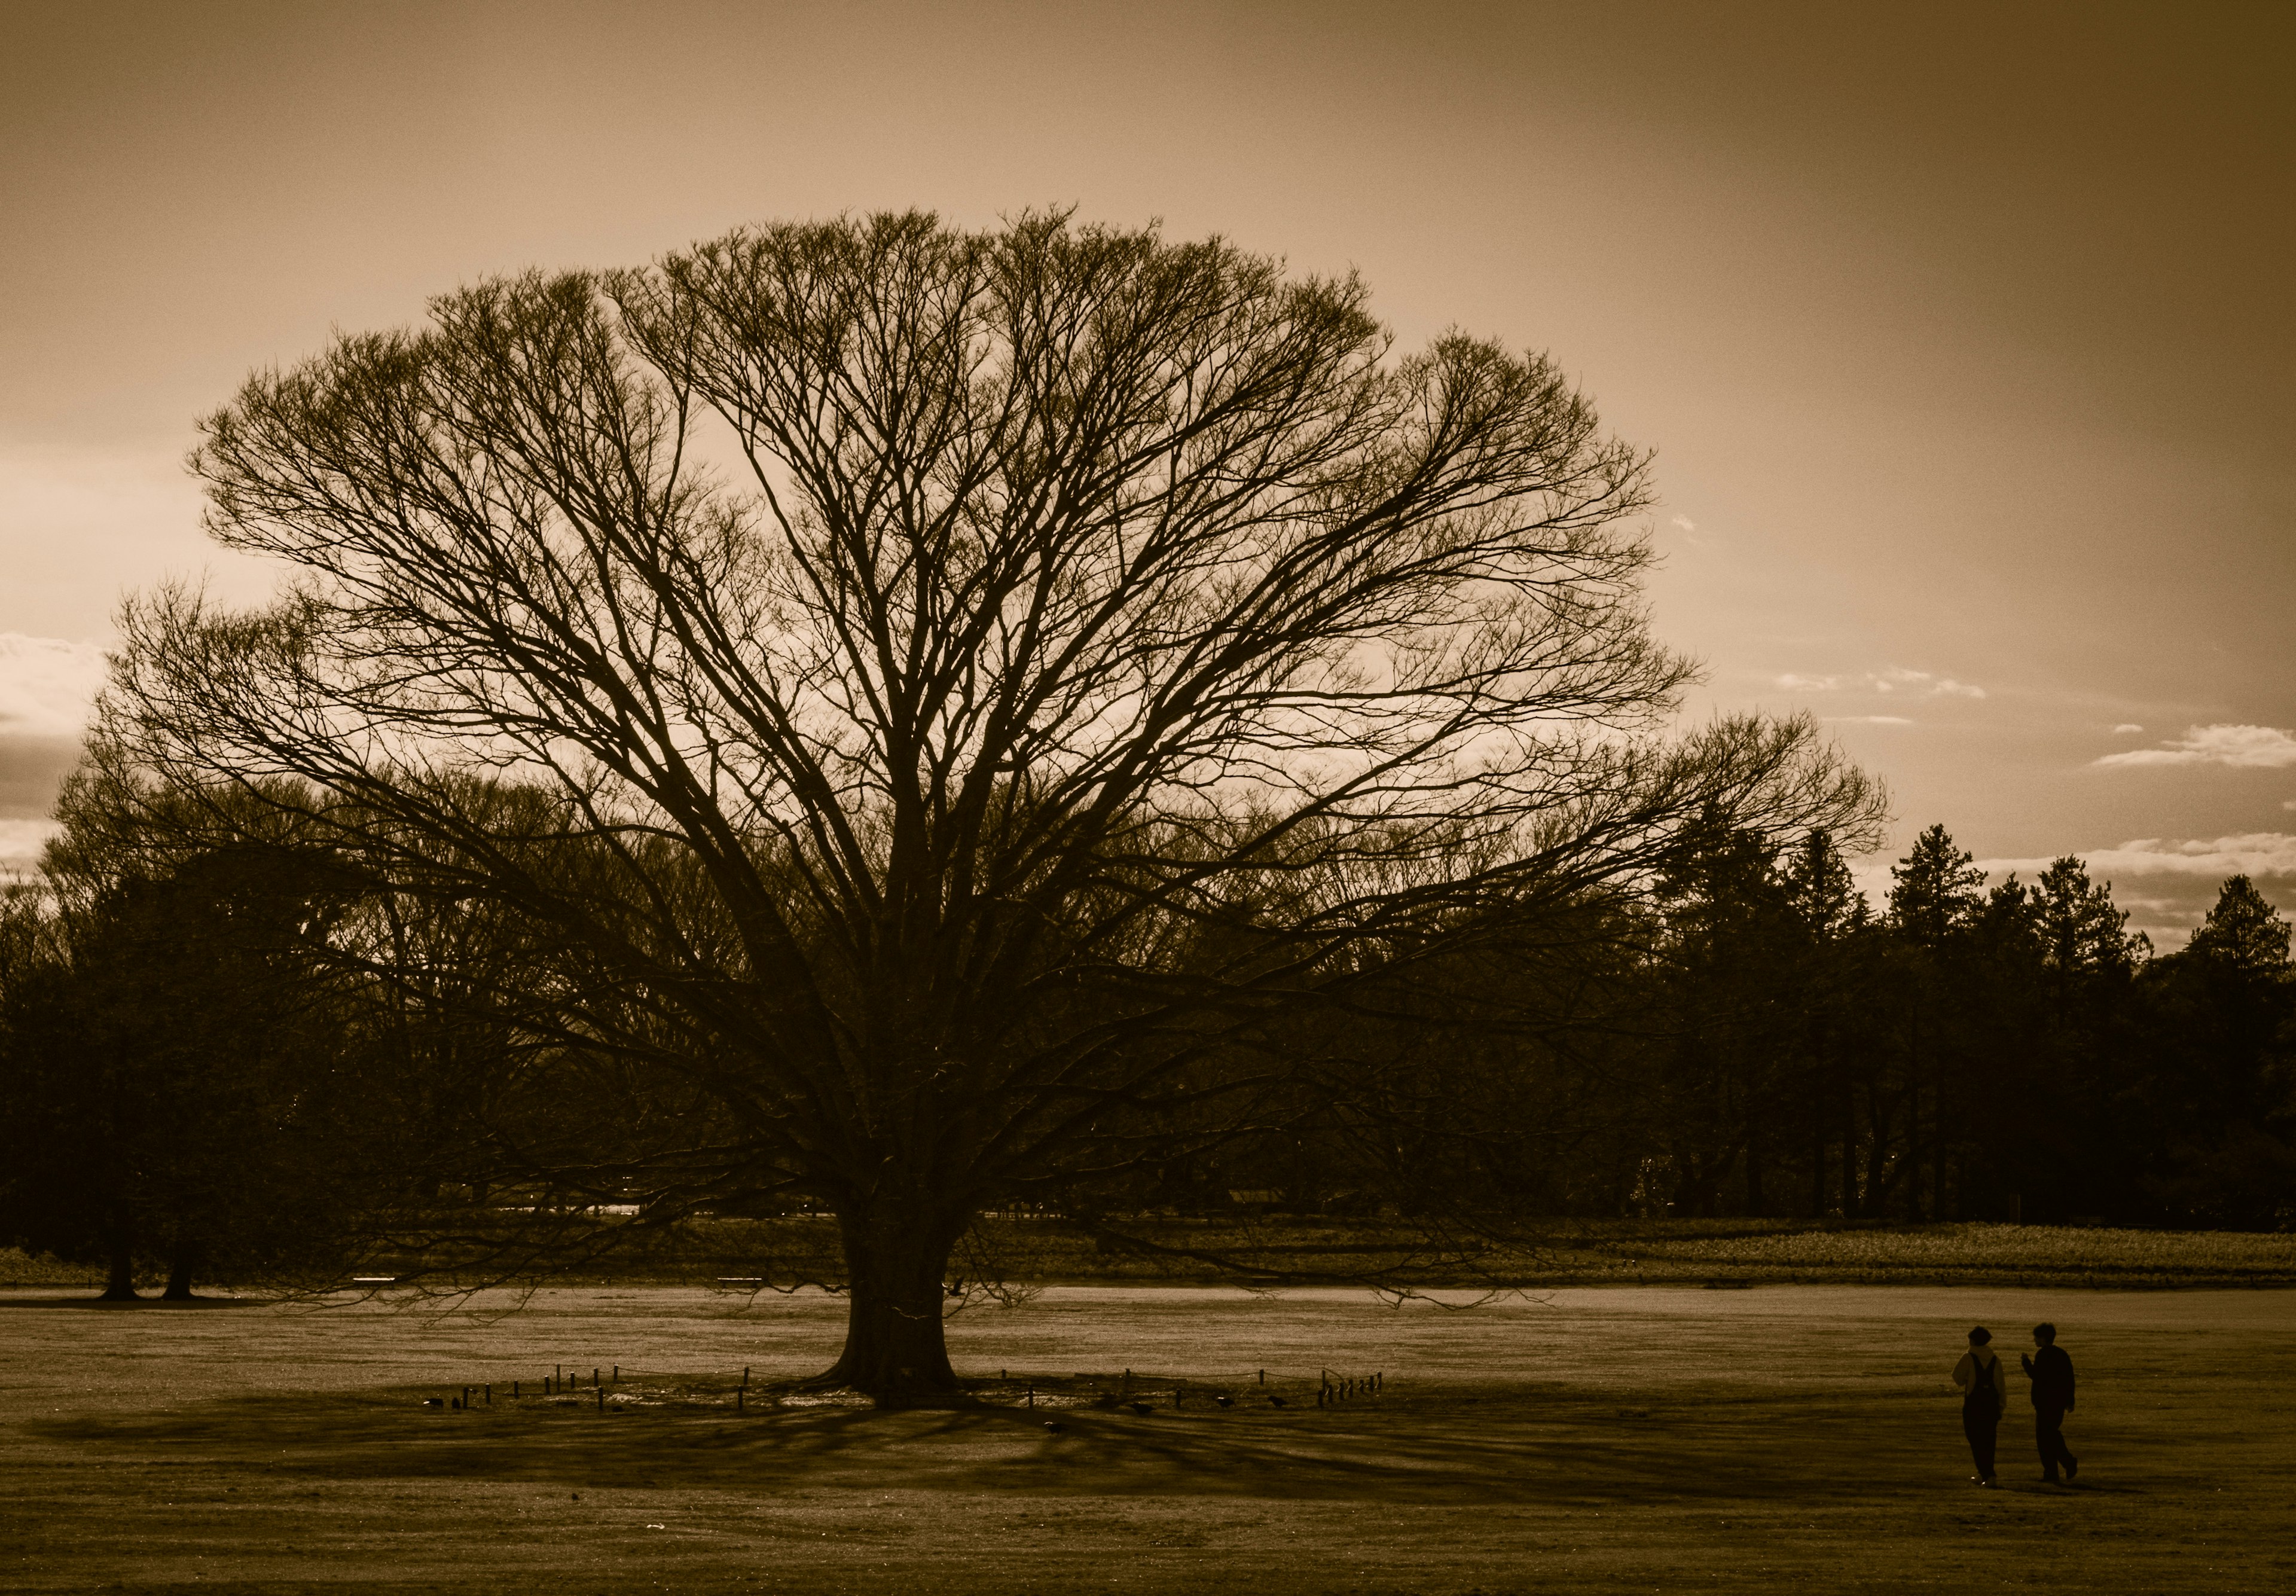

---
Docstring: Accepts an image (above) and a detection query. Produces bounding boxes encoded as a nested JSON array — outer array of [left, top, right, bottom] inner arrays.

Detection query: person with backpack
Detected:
[[1952, 1326, 2008, 1485], [2020, 1323, 2079, 1484]]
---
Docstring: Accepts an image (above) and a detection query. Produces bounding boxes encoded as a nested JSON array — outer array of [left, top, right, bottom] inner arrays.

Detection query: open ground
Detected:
[[3, 1283, 2291, 1594]]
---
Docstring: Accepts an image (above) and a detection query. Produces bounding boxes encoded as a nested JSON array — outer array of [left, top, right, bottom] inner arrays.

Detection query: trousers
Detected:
[[2036, 1405, 2077, 1480], [1962, 1402, 1999, 1480]]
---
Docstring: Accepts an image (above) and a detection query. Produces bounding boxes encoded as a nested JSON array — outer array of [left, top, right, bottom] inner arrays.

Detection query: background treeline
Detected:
[[2, 779, 2291, 1299], [1145, 822, 2295, 1234]]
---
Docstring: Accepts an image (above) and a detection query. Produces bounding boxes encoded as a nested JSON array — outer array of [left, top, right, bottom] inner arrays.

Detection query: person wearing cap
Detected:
[[1952, 1326, 2008, 1486]]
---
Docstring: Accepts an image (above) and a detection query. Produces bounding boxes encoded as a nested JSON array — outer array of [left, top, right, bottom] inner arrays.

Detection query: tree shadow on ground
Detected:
[[30, 1378, 1992, 1507], [0, 1295, 263, 1309]]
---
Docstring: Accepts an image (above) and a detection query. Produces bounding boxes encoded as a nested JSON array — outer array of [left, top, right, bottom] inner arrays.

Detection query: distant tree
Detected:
[[0, 779, 374, 1298], [1783, 828, 1865, 940], [2032, 856, 2147, 990], [1778, 828, 1874, 1217], [1887, 824, 1985, 947], [2143, 876, 2296, 1226], [1878, 825, 1989, 1218], [1946, 874, 2047, 1217], [2187, 875, 2293, 973], [106, 212, 1880, 1393], [0, 889, 139, 1295], [1954, 859, 2152, 1222], [1629, 825, 1803, 1216]]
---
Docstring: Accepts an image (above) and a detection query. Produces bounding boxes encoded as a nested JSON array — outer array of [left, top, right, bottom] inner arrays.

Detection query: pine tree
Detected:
[[2034, 857, 2145, 981], [2188, 875, 2293, 974], [1887, 825, 1986, 946]]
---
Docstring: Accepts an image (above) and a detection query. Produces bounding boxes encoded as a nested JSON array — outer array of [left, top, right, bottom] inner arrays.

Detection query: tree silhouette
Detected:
[[2188, 875, 2294, 974], [2144, 875, 2296, 1225], [0, 792, 364, 1299], [1887, 824, 1984, 948], [105, 212, 1878, 1393]]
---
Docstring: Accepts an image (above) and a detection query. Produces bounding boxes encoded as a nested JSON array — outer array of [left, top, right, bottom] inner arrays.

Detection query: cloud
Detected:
[[1773, 666, 1983, 700], [1980, 834, 2296, 880], [1824, 715, 1915, 726], [1967, 833, 2296, 947], [0, 636, 102, 822], [1669, 515, 1696, 532], [1873, 666, 1986, 699], [2112, 724, 2145, 734], [2095, 724, 2296, 769], [0, 817, 59, 881], [0, 734, 83, 820], [0, 634, 108, 740]]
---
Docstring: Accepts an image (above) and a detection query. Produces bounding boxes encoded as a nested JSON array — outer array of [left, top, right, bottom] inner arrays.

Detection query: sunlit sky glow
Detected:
[[2, 0, 2290, 939]]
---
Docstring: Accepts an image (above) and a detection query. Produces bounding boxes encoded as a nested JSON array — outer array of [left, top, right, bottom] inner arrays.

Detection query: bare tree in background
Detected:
[[109, 212, 1880, 1394]]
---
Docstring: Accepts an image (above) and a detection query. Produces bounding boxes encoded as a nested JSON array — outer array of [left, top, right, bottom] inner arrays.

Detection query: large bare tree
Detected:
[[109, 212, 1878, 1393]]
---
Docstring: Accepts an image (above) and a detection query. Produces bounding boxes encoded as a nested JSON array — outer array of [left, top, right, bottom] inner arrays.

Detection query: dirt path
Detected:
[[3, 1284, 2289, 1592]]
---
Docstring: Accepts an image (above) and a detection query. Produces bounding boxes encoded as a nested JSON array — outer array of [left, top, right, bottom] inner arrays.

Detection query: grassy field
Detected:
[[4, 1280, 2292, 1593]]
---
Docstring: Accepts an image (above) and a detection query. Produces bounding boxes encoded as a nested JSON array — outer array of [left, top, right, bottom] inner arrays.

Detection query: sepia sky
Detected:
[[2, 0, 2291, 938]]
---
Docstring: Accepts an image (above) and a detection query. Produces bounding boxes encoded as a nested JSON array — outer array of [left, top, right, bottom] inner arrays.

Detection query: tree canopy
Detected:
[[100, 211, 1877, 1391]]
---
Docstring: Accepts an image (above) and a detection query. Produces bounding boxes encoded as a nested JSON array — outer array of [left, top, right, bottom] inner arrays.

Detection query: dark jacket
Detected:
[[2022, 1344, 2075, 1410]]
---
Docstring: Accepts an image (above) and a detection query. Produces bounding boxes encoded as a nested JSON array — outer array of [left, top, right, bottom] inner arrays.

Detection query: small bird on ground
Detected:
[[1213, 1395, 1235, 1409], [1268, 1395, 1288, 1408], [1127, 1402, 1153, 1416], [1043, 1420, 1066, 1435]]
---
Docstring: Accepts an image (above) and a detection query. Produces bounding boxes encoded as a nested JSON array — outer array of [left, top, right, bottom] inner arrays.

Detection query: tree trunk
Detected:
[[1906, 1002, 1925, 1222], [99, 1228, 139, 1302], [163, 1247, 198, 1301], [1866, 1084, 1908, 1211], [1810, 1107, 1828, 1218], [1841, 1089, 1860, 1218], [1932, 1066, 1950, 1220], [1907, 1073, 1924, 1220], [818, 1197, 963, 1400]]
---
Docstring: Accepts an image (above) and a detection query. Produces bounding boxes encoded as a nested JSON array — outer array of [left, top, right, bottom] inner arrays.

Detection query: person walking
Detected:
[[1953, 1326, 2008, 1486], [2020, 1323, 2079, 1484]]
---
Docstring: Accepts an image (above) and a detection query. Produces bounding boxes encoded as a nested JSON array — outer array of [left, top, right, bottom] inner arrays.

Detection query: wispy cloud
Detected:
[[2111, 723, 2145, 734], [1825, 715, 1915, 726], [1775, 667, 1984, 700], [0, 634, 108, 740], [2095, 724, 2296, 770], [1873, 667, 1985, 698], [1669, 515, 1696, 533]]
